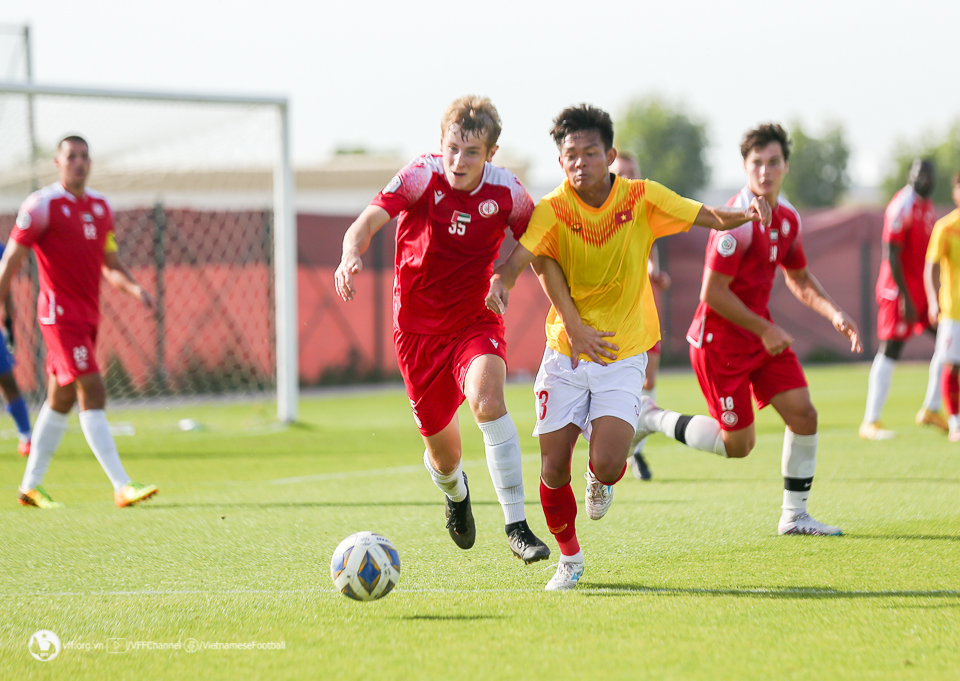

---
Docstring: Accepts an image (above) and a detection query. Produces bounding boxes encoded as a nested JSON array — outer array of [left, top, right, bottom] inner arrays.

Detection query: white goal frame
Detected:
[[0, 81, 299, 423]]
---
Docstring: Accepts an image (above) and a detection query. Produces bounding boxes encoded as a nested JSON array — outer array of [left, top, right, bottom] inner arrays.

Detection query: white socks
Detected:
[[21, 403, 68, 491], [477, 414, 526, 525], [652, 408, 727, 457], [923, 347, 944, 412], [781, 428, 817, 517], [79, 409, 130, 491], [423, 450, 467, 502], [864, 353, 895, 423], [632, 387, 657, 453]]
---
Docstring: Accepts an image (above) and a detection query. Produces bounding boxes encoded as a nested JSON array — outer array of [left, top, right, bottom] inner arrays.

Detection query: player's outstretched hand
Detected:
[[486, 274, 509, 315], [567, 320, 618, 368], [335, 254, 363, 302], [747, 196, 772, 227], [832, 311, 863, 353], [760, 323, 793, 356], [928, 301, 940, 329]]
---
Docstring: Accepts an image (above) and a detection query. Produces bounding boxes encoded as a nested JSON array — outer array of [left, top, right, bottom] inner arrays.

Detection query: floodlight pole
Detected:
[[274, 103, 299, 424]]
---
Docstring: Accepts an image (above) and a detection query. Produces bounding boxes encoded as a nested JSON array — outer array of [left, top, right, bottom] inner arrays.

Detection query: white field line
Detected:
[[4, 586, 959, 598]]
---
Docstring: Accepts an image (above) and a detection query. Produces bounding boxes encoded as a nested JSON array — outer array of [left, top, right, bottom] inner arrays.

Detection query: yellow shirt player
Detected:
[[923, 172, 960, 441], [486, 104, 770, 592]]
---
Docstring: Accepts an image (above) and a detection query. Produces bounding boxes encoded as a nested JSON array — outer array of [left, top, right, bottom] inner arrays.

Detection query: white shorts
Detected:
[[532, 347, 647, 441], [935, 319, 960, 364]]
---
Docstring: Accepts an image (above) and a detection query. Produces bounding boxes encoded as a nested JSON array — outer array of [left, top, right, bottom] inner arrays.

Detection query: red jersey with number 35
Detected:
[[372, 154, 534, 335], [876, 185, 935, 307], [687, 188, 806, 354], [14, 183, 116, 327]]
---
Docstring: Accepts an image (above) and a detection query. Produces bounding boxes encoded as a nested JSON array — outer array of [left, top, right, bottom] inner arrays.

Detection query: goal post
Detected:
[[0, 81, 298, 424]]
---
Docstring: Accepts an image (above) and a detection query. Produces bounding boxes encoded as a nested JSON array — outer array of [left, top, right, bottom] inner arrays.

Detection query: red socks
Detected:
[[539, 479, 580, 557], [943, 367, 960, 416]]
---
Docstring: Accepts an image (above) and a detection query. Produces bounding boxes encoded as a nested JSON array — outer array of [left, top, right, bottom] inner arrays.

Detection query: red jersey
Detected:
[[876, 185, 935, 307], [14, 183, 116, 327], [372, 154, 534, 335], [687, 188, 807, 354]]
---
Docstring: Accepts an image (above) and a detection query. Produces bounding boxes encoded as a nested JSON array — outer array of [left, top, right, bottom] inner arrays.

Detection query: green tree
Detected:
[[881, 120, 960, 205], [781, 122, 850, 208], [615, 96, 709, 198]]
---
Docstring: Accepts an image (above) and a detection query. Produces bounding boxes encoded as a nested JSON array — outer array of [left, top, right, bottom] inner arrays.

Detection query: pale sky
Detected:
[[3, 0, 958, 194]]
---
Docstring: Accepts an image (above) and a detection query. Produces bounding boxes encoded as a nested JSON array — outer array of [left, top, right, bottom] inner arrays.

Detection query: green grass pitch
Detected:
[[1, 362, 958, 680]]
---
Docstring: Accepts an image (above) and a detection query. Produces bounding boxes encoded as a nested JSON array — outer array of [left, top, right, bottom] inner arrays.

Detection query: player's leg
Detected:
[[539, 423, 583, 591], [584, 415, 634, 520], [462, 351, 549, 563], [18, 374, 74, 509], [422, 415, 476, 549], [861, 296, 905, 439], [0, 371, 31, 456], [919, 325, 949, 432], [943, 364, 960, 441], [629, 346, 658, 480]]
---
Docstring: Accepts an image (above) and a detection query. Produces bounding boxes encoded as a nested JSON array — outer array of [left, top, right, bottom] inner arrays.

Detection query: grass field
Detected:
[[2, 362, 958, 680]]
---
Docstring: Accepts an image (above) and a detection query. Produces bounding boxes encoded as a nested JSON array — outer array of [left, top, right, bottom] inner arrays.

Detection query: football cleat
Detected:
[[18, 485, 64, 509], [916, 408, 949, 433], [629, 452, 652, 481], [777, 512, 842, 536], [634, 395, 660, 441], [859, 421, 895, 441], [506, 521, 551, 564], [545, 559, 584, 591], [444, 473, 476, 550], [584, 468, 614, 520], [115, 481, 159, 508], [17, 439, 30, 457]]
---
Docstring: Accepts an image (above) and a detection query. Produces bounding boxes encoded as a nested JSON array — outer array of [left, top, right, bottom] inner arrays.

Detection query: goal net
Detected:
[[0, 83, 297, 425]]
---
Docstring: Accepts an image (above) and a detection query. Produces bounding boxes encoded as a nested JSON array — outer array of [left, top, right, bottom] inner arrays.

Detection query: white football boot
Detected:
[[778, 512, 842, 536], [634, 395, 661, 441], [545, 559, 584, 592], [584, 468, 614, 520]]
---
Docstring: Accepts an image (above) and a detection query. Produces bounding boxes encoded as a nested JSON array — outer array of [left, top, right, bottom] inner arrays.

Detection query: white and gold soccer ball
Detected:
[[330, 532, 400, 601]]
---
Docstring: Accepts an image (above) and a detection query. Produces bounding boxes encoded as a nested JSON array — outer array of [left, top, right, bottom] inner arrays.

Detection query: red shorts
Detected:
[[877, 295, 930, 341], [40, 321, 100, 386], [689, 343, 807, 431], [395, 319, 508, 437]]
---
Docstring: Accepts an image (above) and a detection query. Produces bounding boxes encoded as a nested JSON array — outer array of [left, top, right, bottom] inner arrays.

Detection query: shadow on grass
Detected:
[[398, 615, 505, 621], [147, 500, 506, 510], [584, 583, 960, 600]]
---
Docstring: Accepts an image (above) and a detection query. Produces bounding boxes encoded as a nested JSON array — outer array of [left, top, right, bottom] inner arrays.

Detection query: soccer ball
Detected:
[[330, 532, 400, 602]]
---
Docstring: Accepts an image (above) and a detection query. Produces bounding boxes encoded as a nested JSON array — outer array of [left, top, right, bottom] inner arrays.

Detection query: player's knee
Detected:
[[787, 404, 818, 434], [469, 392, 506, 423], [540, 461, 570, 489], [723, 434, 755, 458]]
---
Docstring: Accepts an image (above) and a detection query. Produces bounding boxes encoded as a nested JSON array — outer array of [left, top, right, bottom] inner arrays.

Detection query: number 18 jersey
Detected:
[[372, 154, 534, 335]]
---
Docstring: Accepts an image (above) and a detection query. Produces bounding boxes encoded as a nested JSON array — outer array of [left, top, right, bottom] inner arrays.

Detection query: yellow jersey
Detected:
[[926, 208, 960, 321], [520, 176, 702, 361]]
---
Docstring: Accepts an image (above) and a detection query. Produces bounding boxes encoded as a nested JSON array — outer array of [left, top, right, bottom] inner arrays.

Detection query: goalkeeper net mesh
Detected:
[[0, 87, 283, 417]]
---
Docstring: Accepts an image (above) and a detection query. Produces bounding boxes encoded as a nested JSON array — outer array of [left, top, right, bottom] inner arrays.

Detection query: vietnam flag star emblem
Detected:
[[615, 209, 633, 225]]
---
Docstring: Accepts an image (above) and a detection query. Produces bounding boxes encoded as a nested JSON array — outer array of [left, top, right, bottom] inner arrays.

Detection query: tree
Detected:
[[881, 120, 960, 205], [781, 122, 850, 208], [615, 96, 709, 199]]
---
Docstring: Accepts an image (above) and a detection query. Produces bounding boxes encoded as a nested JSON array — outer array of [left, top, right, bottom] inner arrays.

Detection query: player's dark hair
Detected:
[[550, 104, 614, 151], [57, 135, 88, 150], [441, 96, 502, 150], [740, 124, 790, 161]]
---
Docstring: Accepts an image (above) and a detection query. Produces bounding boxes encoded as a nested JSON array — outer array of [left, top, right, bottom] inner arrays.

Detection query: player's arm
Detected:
[[782, 266, 862, 353], [884, 241, 915, 323], [924, 260, 940, 328], [693, 197, 772, 231], [335, 205, 392, 302], [102, 250, 156, 311], [0, 240, 31, 309], [485, 242, 536, 315], [530, 256, 617, 368], [702, 267, 793, 355]]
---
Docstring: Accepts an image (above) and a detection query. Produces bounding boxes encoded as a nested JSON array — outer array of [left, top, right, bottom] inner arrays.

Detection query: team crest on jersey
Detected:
[[15, 212, 31, 230], [479, 200, 499, 217], [61, 205, 71, 217], [781, 219, 791, 236], [717, 234, 737, 257], [383, 175, 402, 194], [615, 209, 633, 225], [92, 203, 105, 217], [82, 212, 94, 223], [721, 411, 738, 427]]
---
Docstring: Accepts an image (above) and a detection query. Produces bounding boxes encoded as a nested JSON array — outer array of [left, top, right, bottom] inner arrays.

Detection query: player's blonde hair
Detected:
[[441, 96, 502, 151]]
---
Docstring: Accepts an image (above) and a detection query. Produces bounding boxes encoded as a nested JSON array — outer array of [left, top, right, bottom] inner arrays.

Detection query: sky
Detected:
[[2, 0, 958, 193]]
